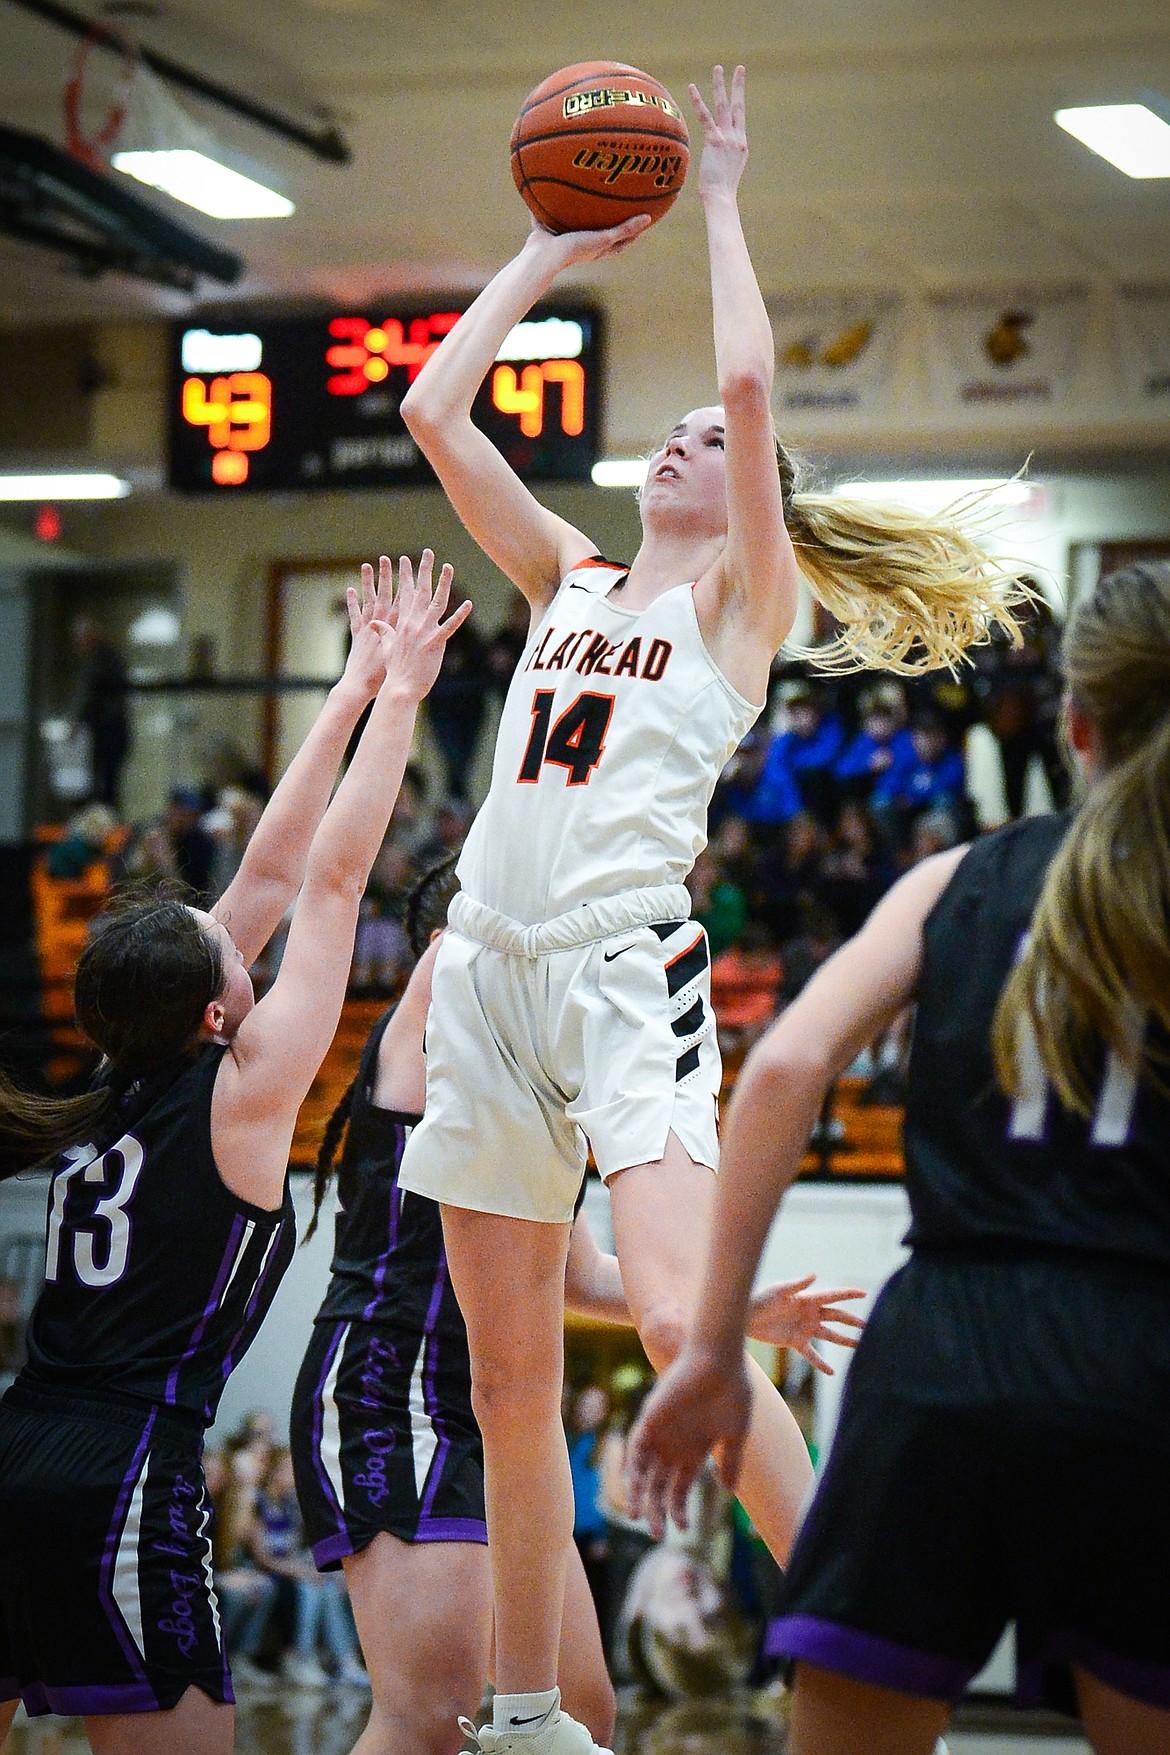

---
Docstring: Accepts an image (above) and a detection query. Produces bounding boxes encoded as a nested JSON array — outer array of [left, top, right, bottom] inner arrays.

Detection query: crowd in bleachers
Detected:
[[29, 595, 1066, 1096], [205, 1414, 370, 1692]]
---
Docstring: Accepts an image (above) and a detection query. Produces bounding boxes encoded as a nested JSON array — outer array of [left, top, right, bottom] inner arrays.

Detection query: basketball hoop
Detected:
[[63, 22, 138, 171]]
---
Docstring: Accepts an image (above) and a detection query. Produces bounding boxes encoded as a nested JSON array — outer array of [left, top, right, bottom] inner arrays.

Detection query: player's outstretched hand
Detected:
[[626, 1344, 752, 1539], [338, 553, 398, 703], [748, 1275, 866, 1376], [690, 63, 748, 203], [371, 550, 472, 703]]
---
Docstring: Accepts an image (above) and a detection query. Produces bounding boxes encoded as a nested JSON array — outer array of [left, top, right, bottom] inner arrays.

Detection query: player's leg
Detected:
[[556, 1539, 616, 1745], [440, 1205, 574, 1698], [1073, 1666, 1170, 1755], [342, 1533, 492, 1755], [787, 1663, 950, 1755], [607, 1136, 814, 1562], [0, 1701, 17, 1746], [83, 1688, 233, 1755]]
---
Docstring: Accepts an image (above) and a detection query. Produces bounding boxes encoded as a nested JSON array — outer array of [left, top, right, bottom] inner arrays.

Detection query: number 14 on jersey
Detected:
[[518, 690, 614, 786]]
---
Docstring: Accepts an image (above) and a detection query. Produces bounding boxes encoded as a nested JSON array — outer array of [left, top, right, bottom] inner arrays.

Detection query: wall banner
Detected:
[[1116, 287, 1170, 402], [767, 294, 902, 416], [927, 289, 1090, 410]]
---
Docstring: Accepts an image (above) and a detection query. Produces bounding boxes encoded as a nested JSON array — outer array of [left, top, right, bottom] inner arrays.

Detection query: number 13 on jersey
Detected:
[[518, 690, 614, 787]]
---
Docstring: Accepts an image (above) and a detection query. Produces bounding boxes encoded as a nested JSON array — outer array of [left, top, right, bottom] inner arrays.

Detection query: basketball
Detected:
[[510, 61, 689, 234]]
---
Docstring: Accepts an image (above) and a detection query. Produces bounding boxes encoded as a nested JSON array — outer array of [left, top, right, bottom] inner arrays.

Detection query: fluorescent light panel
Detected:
[[0, 473, 130, 500], [835, 479, 1034, 513], [592, 458, 648, 488], [113, 149, 295, 218], [1054, 104, 1170, 178]]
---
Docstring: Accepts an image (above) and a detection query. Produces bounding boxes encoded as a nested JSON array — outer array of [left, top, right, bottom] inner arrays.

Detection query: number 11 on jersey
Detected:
[[518, 689, 615, 787]]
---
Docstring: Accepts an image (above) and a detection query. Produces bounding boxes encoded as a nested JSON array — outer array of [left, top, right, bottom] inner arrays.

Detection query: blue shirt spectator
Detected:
[[737, 689, 845, 825], [872, 715, 966, 814]]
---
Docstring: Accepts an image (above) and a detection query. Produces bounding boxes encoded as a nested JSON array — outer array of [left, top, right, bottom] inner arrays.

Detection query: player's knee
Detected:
[[469, 1350, 557, 1436], [634, 1296, 688, 1371]]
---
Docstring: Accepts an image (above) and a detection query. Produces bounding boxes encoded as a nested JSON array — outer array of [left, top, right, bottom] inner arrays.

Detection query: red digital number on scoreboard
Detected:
[[325, 313, 586, 439]]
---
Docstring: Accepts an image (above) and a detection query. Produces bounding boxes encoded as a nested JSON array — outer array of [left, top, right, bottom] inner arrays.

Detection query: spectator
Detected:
[[568, 1385, 612, 1638], [202, 784, 266, 899], [688, 847, 748, 957], [778, 901, 842, 1003], [981, 594, 1069, 817], [740, 683, 846, 827], [485, 596, 531, 698], [871, 710, 967, 826], [44, 801, 121, 879], [908, 806, 961, 866], [239, 1449, 368, 1689], [71, 616, 131, 810], [819, 802, 897, 937], [833, 683, 915, 801], [164, 788, 217, 901], [753, 812, 829, 943], [424, 591, 490, 800]]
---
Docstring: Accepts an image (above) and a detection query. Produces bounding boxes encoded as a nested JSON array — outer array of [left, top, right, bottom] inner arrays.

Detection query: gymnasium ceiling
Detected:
[[1, 0, 1169, 451]]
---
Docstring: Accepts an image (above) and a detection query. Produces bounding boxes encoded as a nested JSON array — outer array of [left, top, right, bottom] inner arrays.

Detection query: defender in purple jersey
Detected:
[[630, 566, 1170, 1755], [0, 553, 470, 1755], [291, 862, 866, 1755]]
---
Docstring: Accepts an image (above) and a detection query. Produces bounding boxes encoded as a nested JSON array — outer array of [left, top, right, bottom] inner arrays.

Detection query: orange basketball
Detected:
[[510, 61, 689, 234]]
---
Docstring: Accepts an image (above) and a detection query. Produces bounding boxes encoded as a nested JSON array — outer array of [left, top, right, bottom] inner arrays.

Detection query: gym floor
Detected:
[[6, 1686, 1093, 1752]]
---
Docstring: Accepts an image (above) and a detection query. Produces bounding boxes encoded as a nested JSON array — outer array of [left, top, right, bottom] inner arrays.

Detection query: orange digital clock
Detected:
[[170, 305, 600, 493]]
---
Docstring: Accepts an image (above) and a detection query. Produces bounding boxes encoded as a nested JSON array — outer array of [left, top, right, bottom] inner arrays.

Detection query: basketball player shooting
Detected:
[[393, 63, 1027, 1755]]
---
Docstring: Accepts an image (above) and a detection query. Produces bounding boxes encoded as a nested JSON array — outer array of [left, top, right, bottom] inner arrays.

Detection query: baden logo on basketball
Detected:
[[571, 146, 685, 189]]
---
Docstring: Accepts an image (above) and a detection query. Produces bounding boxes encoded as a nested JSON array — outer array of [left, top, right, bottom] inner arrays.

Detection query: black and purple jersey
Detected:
[[20, 1046, 295, 1424], [292, 1008, 484, 1564], [903, 811, 1170, 1266]]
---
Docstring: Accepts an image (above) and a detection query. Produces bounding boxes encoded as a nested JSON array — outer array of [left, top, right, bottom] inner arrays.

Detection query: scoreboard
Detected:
[[168, 304, 602, 492]]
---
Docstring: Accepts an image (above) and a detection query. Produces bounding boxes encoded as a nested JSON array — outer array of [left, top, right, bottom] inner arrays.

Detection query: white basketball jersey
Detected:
[[457, 559, 762, 926]]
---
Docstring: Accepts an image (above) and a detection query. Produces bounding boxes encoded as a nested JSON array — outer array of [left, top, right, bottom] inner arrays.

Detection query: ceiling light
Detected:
[[113, 149, 295, 218], [0, 473, 131, 500], [591, 458, 647, 488], [1054, 104, 1170, 178]]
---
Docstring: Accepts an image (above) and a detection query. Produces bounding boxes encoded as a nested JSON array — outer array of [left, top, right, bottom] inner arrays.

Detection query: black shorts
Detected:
[[290, 1316, 486, 1569], [769, 1249, 1170, 1716], [0, 1384, 231, 1718]]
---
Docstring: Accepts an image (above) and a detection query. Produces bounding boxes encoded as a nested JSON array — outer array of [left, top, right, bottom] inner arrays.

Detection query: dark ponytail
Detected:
[[1, 883, 225, 1175], [302, 854, 461, 1241], [303, 1075, 358, 1244]]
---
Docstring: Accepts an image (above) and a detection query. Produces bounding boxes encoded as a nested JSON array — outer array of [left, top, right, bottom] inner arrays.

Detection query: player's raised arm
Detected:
[[690, 67, 801, 675], [211, 554, 471, 1210], [400, 217, 647, 609], [211, 561, 394, 967]]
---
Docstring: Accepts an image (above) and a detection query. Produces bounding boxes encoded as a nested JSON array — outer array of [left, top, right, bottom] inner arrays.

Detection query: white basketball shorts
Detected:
[[397, 886, 721, 1223]]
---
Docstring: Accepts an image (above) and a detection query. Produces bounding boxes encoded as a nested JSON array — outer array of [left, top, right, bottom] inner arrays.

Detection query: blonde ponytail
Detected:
[[992, 564, 1170, 1116], [787, 488, 1033, 675]]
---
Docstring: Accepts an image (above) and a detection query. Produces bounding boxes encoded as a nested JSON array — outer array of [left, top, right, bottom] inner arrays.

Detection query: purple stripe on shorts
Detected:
[[312, 1531, 357, 1567], [219, 1217, 289, 1386], [417, 1250, 450, 1522], [766, 1614, 974, 1702], [362, 1125, 404, 1322], [166, 1213, 246, 1405], [310, 1320, 348, 1533], [1018, 1632, 1170, 1711], [415, 1515, 488, 1544], [98, 1408, 157, 1690], [21, 1679, 160, 1717]]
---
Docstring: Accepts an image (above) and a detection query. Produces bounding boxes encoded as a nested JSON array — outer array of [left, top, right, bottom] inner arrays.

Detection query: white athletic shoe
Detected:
[[459, 1707, 613, 1755]]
